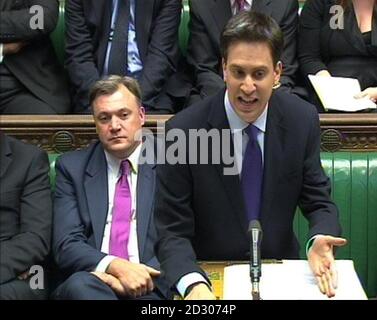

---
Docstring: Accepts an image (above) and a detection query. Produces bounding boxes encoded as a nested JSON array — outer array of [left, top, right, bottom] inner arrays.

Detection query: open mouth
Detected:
[[238, 96, 258, 107]]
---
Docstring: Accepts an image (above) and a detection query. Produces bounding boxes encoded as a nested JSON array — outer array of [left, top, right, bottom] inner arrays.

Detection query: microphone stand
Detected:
[[248, 220, 263, 300], [252, 281, 261, 300]]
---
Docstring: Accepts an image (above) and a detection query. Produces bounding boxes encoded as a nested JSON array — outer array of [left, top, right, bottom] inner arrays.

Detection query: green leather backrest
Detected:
[[179, 0, 190, 55], [48, 151, 377, 297], [48, 153, 59, 191], [294, 152, 377, 298], [50, 0, 65, 65]]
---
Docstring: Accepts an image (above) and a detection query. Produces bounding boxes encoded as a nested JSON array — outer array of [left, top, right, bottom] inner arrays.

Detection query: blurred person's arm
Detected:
[[298, 0, 330, 77], [0, 149, 52, 284], [0, 0, 58, 42]]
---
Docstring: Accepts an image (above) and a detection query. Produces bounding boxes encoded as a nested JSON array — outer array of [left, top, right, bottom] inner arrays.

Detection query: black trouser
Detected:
[[0, 64, 56, 115]]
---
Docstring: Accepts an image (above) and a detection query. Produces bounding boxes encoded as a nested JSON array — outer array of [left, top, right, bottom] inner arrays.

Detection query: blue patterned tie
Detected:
[[241, 125, 263, 221]]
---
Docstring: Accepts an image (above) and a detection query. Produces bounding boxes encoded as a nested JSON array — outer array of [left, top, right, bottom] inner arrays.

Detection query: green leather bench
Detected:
[[294, 152, 377, 298], [48, 151, 377, 298]]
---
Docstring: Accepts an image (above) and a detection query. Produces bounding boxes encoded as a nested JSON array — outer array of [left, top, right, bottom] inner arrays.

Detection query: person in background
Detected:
[[65, 0, 182, 114], [52, 76, 170, 300], [298, 0, 377, 111], [0, 132, 52, 299], [0, 0, 70, 114], [186, 0, 300, 104], [155, 11, 346, 300]]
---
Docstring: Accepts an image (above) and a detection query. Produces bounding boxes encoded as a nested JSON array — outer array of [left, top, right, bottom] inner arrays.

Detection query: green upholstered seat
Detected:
[[294, 152, 377, 298], [50, 0, 65, 65], [179, 0, 190, 55], [48, 153, 59, 191]]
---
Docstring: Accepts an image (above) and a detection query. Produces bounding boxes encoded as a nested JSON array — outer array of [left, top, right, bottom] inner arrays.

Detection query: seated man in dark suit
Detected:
[[186, 0, 299, 103], [52, 75, 170, 300], [155, 11, 347, 300], [0, 0, 70, 114], [0, 133, 52, 299], [65, 0, 182, 114]]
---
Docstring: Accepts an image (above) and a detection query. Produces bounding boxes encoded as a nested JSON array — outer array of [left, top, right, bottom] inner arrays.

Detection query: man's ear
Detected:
[[139, 105, 146, 126], [274, 61, 283, 82]]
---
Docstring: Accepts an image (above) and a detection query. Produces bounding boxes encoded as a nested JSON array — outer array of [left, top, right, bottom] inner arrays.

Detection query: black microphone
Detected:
[[248, 220, 263, 300]]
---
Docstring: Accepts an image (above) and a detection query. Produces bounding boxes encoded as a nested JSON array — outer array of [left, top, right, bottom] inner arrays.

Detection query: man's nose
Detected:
[[110, 117, 121, 131], [241, 76, 256, 94]]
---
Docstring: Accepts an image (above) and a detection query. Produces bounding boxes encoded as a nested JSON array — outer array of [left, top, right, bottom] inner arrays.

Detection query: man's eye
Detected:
[[233, 69, 244, 78], [254, 71, 266, 79], [98, 116, 109, 122]]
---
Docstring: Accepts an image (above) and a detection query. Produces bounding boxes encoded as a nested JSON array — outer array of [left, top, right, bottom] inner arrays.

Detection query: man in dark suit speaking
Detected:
[[186, 0, 299, 102], [155, 11, 347, 300], [52, 76, 170, 299]]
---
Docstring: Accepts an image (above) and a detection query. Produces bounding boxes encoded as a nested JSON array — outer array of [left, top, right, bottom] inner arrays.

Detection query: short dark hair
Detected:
[[89, 75, 142, 108], [220, 11, 284, 65]]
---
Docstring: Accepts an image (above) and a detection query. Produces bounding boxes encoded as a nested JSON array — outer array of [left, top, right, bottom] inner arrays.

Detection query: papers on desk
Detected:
[[308, 75, 376, 112], [223, 260, 367, 300]]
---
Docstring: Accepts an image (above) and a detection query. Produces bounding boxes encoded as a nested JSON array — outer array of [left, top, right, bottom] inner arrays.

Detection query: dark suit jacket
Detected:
[[298, 0, 377, 90], [65, 0, 181, 113], [0, 133, 52, 285], [0, 0, 71, 114], [155, 89, 341, 287], [187, 0, 299, 99], [52, 141, 169, 298]]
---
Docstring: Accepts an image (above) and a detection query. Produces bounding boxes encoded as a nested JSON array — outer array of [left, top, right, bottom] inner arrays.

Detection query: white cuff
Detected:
[[95, 255, 117, 272], [176, 272, 210, 297]]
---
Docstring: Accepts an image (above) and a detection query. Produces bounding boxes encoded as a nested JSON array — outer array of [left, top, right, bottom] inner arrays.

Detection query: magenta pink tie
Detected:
[[109, 160, 132, 259], [235, 0, 246, 14]]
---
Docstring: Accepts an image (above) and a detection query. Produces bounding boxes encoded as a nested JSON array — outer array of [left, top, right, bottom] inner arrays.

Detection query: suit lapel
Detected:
[[84, 144, 109, 250], [136, 162, 155, 260], [210, 0, 232, 46], [135, 0, 153, 62], [0, 133, 12, 179], [260, 92, 285, 226], [207, 91, 248, 232]]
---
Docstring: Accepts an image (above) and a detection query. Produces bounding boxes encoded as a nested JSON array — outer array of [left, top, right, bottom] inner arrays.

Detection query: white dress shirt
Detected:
[[96, 144, 142, 272]]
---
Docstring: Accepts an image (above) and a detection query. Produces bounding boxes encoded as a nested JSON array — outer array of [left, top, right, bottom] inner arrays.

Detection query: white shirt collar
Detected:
[[104, 143, 142, 176]]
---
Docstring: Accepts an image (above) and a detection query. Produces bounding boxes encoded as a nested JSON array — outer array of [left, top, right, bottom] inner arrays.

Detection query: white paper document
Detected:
[[308, 75, 376, 112], [223, 260, 367, 300]]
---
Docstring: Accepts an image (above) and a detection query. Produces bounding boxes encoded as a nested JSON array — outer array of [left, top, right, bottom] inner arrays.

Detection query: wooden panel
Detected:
[[1, 114, 377, 153], [0, 114, 171, 153]]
